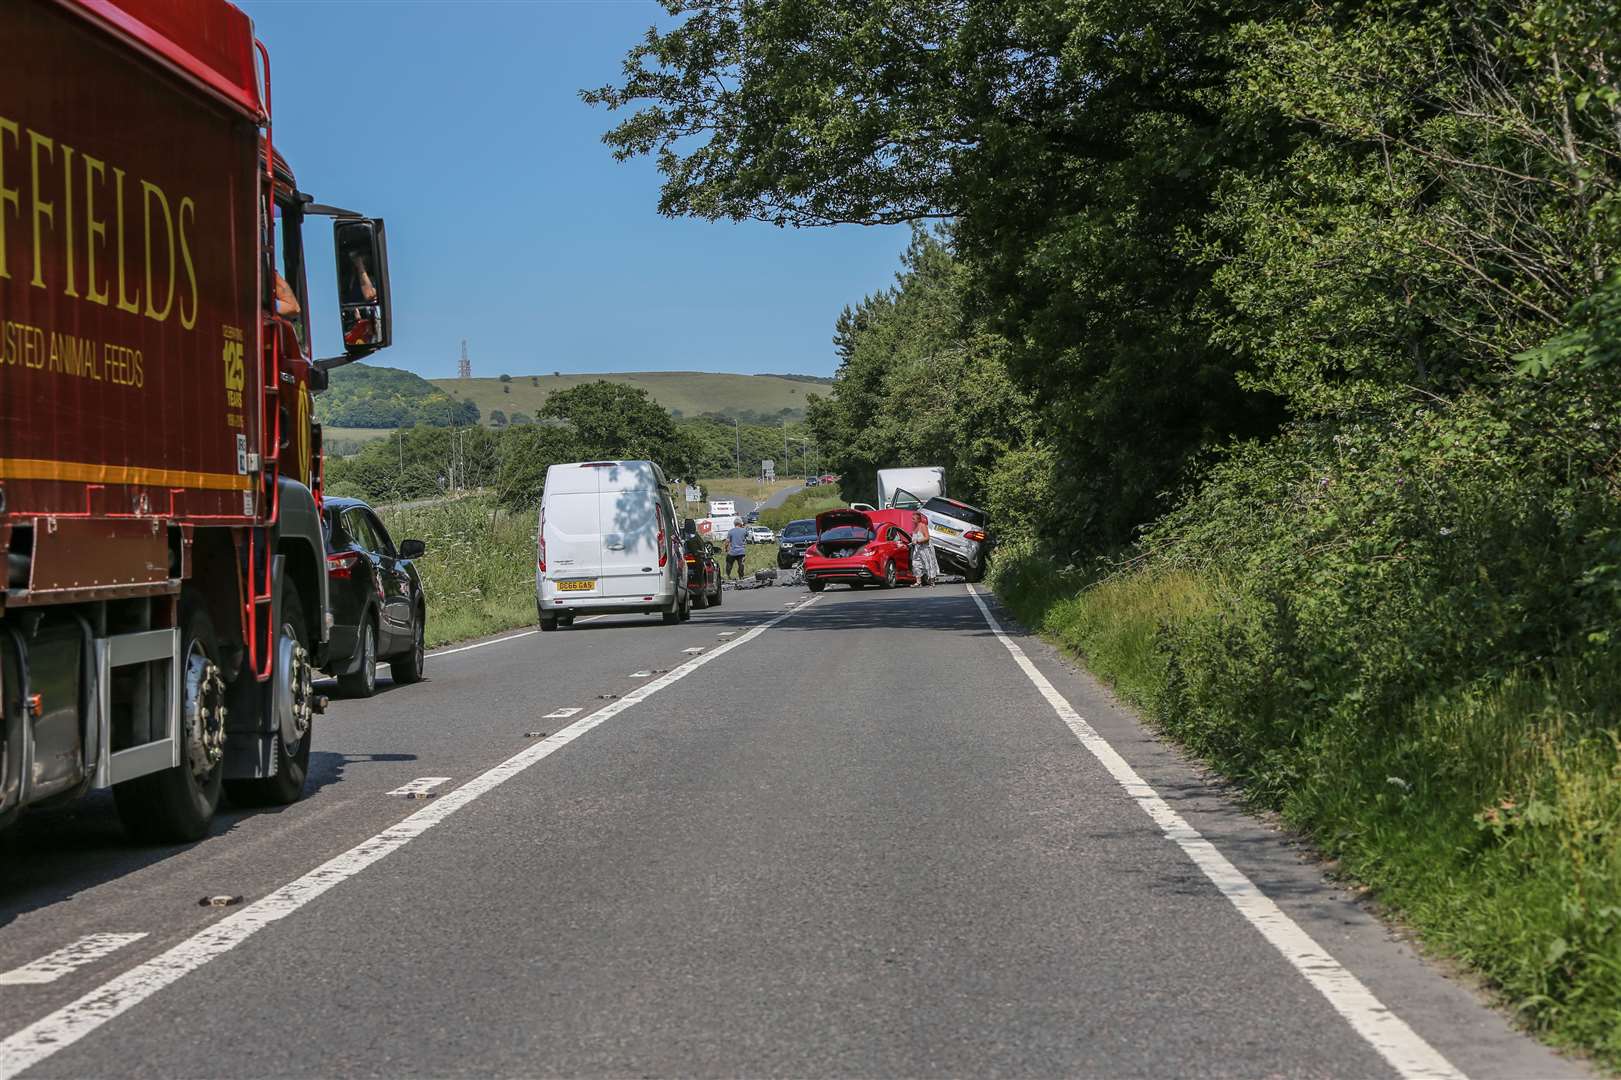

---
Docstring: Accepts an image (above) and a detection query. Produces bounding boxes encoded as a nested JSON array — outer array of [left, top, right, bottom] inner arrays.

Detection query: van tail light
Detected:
[[327, 551, 361, 579], [537, 511, 547, 572], [965, 530, 987, 542], [656, 508, 668, 568]]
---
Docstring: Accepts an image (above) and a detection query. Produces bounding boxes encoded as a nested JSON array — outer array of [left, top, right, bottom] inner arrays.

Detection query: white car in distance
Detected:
[[746, 526, 776, 544]]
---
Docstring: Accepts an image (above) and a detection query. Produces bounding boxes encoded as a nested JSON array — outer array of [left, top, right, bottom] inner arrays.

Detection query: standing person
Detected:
[[725, 517, 748, 580], [911, 510, 939, 587]]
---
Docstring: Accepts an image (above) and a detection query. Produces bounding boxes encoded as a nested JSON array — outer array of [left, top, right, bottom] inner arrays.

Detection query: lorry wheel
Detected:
[[389, 611, 426, 685], [114, 602, 227, 843], [337, 617, 378, 698], [224, 590, 314, 808]]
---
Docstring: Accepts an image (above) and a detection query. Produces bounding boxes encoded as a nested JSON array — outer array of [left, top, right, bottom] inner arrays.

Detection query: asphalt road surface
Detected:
[[0, 585, 1589, 1079]]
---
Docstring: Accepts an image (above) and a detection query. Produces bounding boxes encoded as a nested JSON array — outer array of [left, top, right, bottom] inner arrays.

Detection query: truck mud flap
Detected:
[[223, 553, 283, 781]]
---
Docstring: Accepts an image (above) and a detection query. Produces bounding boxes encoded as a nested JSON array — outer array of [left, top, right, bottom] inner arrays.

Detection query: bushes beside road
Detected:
[[990, 390, 1621, 1063]]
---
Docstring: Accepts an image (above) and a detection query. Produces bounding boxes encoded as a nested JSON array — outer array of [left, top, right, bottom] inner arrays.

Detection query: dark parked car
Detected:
[[777, 518, 818, 569], [681, 522, 723, 609], [322, 497, 428, 697]]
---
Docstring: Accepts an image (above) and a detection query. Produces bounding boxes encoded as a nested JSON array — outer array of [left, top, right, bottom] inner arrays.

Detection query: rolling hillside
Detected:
[[432, 371, 829, 424]]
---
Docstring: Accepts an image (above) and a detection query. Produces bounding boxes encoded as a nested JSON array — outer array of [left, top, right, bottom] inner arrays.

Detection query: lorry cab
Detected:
[[536, 461, 691, 630]]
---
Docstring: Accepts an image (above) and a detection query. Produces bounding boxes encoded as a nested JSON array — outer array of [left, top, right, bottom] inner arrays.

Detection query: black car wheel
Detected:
[[709, 573, 722, 606], [807, 579, 826, 592], [692, 579, 709, 609], [337, 617, 378, 698], [390, 608, 426, 685]]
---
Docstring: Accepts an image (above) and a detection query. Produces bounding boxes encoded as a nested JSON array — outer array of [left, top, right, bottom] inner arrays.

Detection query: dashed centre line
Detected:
[[0, 935, 149, 986], [0, 593, 821, 1079], [385, 778, 451, 798]]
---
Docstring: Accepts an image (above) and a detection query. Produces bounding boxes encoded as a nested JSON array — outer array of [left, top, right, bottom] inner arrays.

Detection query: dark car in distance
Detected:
[[777, 518, 818, 569], [682, 522, 723, 609], [322, 497, 428, 698]]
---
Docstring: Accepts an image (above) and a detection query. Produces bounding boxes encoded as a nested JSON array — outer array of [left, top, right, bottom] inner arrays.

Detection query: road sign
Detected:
[[761, 458, 775, 482], [685, 485, 702, 503]]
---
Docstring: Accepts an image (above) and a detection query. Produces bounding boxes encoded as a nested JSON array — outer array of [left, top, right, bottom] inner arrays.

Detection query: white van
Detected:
[[535, 460, 690, 631]]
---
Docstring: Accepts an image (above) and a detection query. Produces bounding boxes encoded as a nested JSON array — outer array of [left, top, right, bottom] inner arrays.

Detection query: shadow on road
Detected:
[[0, 749, 418, 929]]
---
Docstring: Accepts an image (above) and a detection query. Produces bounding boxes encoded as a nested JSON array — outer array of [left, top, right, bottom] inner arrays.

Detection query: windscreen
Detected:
[[782, 520, 816, 539], [924, 498, 986, 527]]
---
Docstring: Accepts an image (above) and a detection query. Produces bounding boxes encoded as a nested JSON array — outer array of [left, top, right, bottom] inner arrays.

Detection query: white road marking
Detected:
[[385, 777, 450, 798], [427, 631, 537, 658], [0, 935, 148, 986], [542, 707, 582, 719], [0, 595, 821, 1078], [964, 585, 1464, 1080]]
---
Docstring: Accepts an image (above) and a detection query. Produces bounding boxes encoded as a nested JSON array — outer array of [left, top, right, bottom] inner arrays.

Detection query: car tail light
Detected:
[[965, 530, 987, 542], [326, 551, 361, 579], [684, 554, 697, 565]]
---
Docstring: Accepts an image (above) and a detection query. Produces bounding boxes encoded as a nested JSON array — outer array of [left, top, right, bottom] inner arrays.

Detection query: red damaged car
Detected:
[[803, 508, 917, 591]]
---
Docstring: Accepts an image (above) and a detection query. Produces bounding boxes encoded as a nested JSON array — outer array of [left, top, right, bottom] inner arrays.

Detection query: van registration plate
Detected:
[[556, 579, 595, 592]]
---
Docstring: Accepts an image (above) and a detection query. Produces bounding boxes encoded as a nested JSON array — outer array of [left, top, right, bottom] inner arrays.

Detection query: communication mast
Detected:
[[457, 339, 471, 379]]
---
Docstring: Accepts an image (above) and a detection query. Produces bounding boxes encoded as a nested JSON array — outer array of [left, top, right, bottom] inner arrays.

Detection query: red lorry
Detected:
[[0, 0, 395, 840]]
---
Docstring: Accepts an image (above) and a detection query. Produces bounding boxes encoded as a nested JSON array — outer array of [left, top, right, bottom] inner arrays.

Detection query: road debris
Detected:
[[198, 895, 243, 908]]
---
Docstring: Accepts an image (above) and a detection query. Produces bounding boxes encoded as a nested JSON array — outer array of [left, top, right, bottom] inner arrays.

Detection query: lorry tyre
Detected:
[[224, 590, 314, 808], [114, 601, 227, 843], [389, 610, 426, 685], [337, 616, 378, 698], [881, 560, 898, 589]]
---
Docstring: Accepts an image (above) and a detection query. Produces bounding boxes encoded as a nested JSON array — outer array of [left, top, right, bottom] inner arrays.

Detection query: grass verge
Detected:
[[992, 549, 1621, 1068], [379, 497, 535, 648]]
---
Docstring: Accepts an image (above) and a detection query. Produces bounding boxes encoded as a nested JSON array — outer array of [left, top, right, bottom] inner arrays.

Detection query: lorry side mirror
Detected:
[[333, 218, 392, 362]]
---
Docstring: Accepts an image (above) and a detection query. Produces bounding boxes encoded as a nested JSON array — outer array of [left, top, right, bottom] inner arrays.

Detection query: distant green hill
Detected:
[[316, 363, 479, 428], [433, 371, 830, 425]]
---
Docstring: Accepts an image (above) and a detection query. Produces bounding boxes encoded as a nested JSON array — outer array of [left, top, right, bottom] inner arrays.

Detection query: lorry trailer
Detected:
[[0, 0, 395, 841]]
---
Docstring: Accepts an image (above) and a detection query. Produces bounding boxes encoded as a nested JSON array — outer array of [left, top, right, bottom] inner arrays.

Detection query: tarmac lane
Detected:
[[0, 585, 1590, 1078]]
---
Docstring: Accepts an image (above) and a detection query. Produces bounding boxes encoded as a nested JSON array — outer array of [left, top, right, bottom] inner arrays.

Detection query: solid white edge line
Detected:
[[964, 585, 1466, 1080], [0, 595, 821, 1079], [426, 630, 538, 659], [0, 935, 149, 987]]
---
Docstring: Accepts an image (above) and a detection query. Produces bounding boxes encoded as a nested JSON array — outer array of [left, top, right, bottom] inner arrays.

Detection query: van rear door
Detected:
[[543, 469, 604, 584], [596, 464, 667, 600]]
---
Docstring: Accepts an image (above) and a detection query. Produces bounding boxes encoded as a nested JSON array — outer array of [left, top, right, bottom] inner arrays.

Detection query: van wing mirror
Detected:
[[320, 217, 392, 369]]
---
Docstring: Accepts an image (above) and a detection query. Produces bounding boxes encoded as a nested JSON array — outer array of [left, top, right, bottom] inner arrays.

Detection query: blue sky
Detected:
[[243, 0, 910, 380]]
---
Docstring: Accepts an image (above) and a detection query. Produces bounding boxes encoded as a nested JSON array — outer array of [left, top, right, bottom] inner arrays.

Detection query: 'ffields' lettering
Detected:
[[0, 116, 198, 330]]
